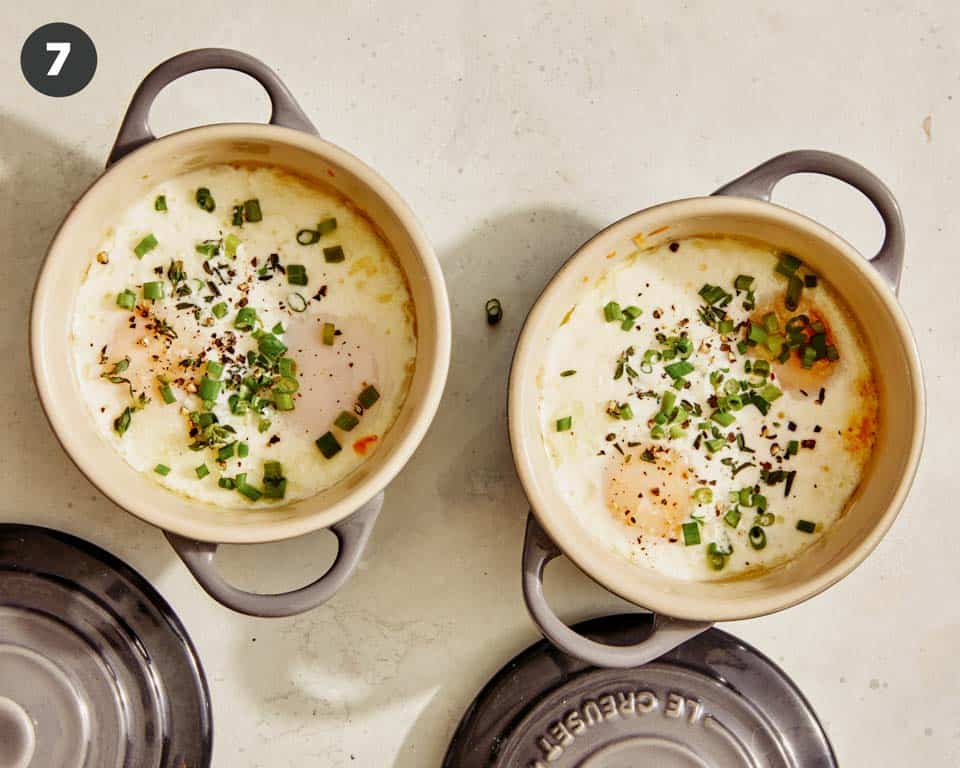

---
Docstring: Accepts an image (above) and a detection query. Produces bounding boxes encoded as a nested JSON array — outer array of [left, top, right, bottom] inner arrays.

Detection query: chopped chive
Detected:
[[286, 264, 308, 286], [192, 464, 209, 479], [776, 252, 801, 276], [724, 508, 742, 528], [288, 293, 308, 313], [796, 519, 816, 534], [322, 322, 336, 345], [623, 305, 642, 319], [358, 385, 380, 409], [211, 302, 228, 319], [273, 391, 295, 411], [237, 442, 249, 458], [274, 376, 299, 394], [143, 281, 165, 300], [271, 322, 285, 335], [323, 245, 345, 263], [154, 464, 171, 476], [195, 240, 219, 258], [218, 442, 236, 461], [317, 217, 337, 235], [556, 416, 572, 432], [134, 234, 158, 258], [711, 410, 735, 427], [195, 187, 215, 212], [258, 333, 287, 360], [707, 551, 726, 570], [705, 437, 727, 453], [243, 199, 262, 222], [206, 360, 224, 380], [618, 402, 634, 420], [218, 477, 235, 489], [787, 439, 799, 456], [116, 289, 137, 309], [759, 384, 783, 403], [560, 369, 576, 377], [235, 306, 258, 331], [335, 411, 360, 431], [603, 301, 623, 322], [786, 275, 803, 311], [237, 481, 262, 501], [224, 233, 241, 258], [681, 522, 701, 546], [231, 205, 243, 226], [718, 318, 735, 335], [159, 382, 176, 404], [198, 376, 221, 401], [692, 487, 713, 504], [154, 195, 167, 211], [762, 312, 780, 333], [278, 358, 297, 378], [749, 525, 767, 550], [664, 360, 694, 379], [296, 229, 321, 245], [734, 274, 754, 291], [316, 431, 342, 459], [262, 461, 286, 498], [263, 460, 283, 479]]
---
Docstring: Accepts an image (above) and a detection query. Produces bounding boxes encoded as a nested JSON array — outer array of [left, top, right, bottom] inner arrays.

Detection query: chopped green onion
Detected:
[[159, 382, 176, 404], [664, 360, 694, 379], [231, 205, 243, 226], [243, 199, 262, 222], [711, 410, 735, 427], [796, 519, 816, 534], [195, 464, 210, 479], [288, 293, 308, 313], [286, 264, 308, 286], [358, 385, 380, 409], [718, 318, 735, 335], [620, 317, 635, 331], [236, 480, 262, 502], [262, 460, 287, 498], [143, 281, 165, 300], [258, 333, 287, 359], [734, 275, 754, 291], [218, 477, 235, 489], [206, 360, 224, 380], [749, 393, 771, 415], [724, 508, 741, 528], [826, 345, 839, 361], [237, 442, 249, 458], [698, 284, 731, 306], [218, 442, 236, 461], [322, 322, 336, 345], [708, 540, 733, 557], [681, 522, 701, 546], [258, 418, 271, 433], [263, 460, 283, 479], [134, 234, 158, 258], [195, 240, 219, 258], [748, 322, 767, 344], [707, 551, 726, 570], [776, 253, 801, 276], [485, 298, 503, 325], [787, 440, 799, 456], [802, 345, 818, 369], [316, 431, 342, 459], [618, 402, 634, 420], [762, 312, 780, 333], [755, 511, 775, 526], [154, 464, 171, 476], [235, 307, 258, 331], [560, 369, 576, 377], [759, 384, 783, 403], [692, 487, 713, 504], [196, 187, 215, 212], [212, 302, 228, 319], [273, 391, 295, 411], [556, 416, 572, 432], [749, 525, 767, 550], [705, 437, 727, 453], [297, 229, 321, 245], [116, 289, 137, 309], [317, 217, 337, 235], [271, 322, 285, 335], [786, 275, 803, 311], [154, 195, 167, 211], [224, 233, 240, 258], [278, 358, 297, 378], [323, 245, 345, 263], [198, 376, 221, 401], [603, 301, 623, 322], [274, 376, 299, 394], [335, 411, 360, 431], [623, 305, 642, 319]]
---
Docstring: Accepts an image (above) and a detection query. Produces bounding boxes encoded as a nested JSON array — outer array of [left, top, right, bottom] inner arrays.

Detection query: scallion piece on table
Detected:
[[323, 245, 345, 263], [681, 522, 701, 546], [143, 281, 165, 300], [154, 195, 167, 212], [116, 289, 137, 309], [211, 302, 228, 319], [603, 301, 623, 322], [334, 411, 360, 431], [195, 187, 215, 212], [243, 199, 262, 222], [287, 264, 308, 286], [556, 416, 572, 432], [316, 431, 342, 459], [195, 464, 210, 479], [154, 464, 171, 476], [796, 519, 816, 534], [358, 385, 380, 409], [134, 234, 158, 258], [297, 229, 321, 245], [322, 322, 336, 345], [317, 217, 337, 235]]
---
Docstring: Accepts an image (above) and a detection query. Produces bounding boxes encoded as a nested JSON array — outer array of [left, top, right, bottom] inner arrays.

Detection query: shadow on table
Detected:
[[0, 116, 177, 576], [227, 204, 607, 764]]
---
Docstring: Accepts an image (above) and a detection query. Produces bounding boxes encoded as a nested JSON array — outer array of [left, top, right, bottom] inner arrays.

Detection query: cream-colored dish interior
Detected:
[[32, 125, 449, 543], [510, 196, 924, 621]]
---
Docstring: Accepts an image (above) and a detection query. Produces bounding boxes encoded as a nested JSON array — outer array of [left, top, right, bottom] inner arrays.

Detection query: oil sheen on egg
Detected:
[[73, 165, 416, 508], [538, 236, 878, 580]]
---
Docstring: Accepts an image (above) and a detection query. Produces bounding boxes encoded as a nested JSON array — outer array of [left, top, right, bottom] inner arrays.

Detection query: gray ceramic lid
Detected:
[[444, 613, 836, 768], [0, 524, 212, 768]]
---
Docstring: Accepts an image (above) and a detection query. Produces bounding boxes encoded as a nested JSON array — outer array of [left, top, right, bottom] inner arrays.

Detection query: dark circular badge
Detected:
[[20, 22, 97, 97]]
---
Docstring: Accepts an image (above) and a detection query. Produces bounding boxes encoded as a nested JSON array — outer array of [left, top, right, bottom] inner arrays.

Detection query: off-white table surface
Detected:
[[2, 2, 957, 766]]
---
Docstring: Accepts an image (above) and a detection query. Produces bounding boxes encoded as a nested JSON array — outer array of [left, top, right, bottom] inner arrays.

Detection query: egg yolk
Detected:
[[604, 448, 696, 539]]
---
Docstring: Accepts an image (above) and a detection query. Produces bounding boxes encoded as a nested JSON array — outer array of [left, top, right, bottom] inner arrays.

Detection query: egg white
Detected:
[[73, 165, 416, 508], [538, 236, 877, 580]]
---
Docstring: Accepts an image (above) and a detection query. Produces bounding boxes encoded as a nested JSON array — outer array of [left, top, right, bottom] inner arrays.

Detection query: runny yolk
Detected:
[[604, 448, 696, 539]]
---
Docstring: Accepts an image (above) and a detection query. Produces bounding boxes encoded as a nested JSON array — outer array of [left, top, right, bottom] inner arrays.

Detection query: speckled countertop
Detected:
[[1, 2, 957, 765]]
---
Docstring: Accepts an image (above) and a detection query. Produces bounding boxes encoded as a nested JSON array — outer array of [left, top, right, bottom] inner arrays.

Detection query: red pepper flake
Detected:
[[353, 435, 379, 455]]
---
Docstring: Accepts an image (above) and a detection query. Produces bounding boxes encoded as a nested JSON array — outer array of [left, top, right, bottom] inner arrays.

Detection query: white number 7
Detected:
[[46, 42, 71, 76]]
